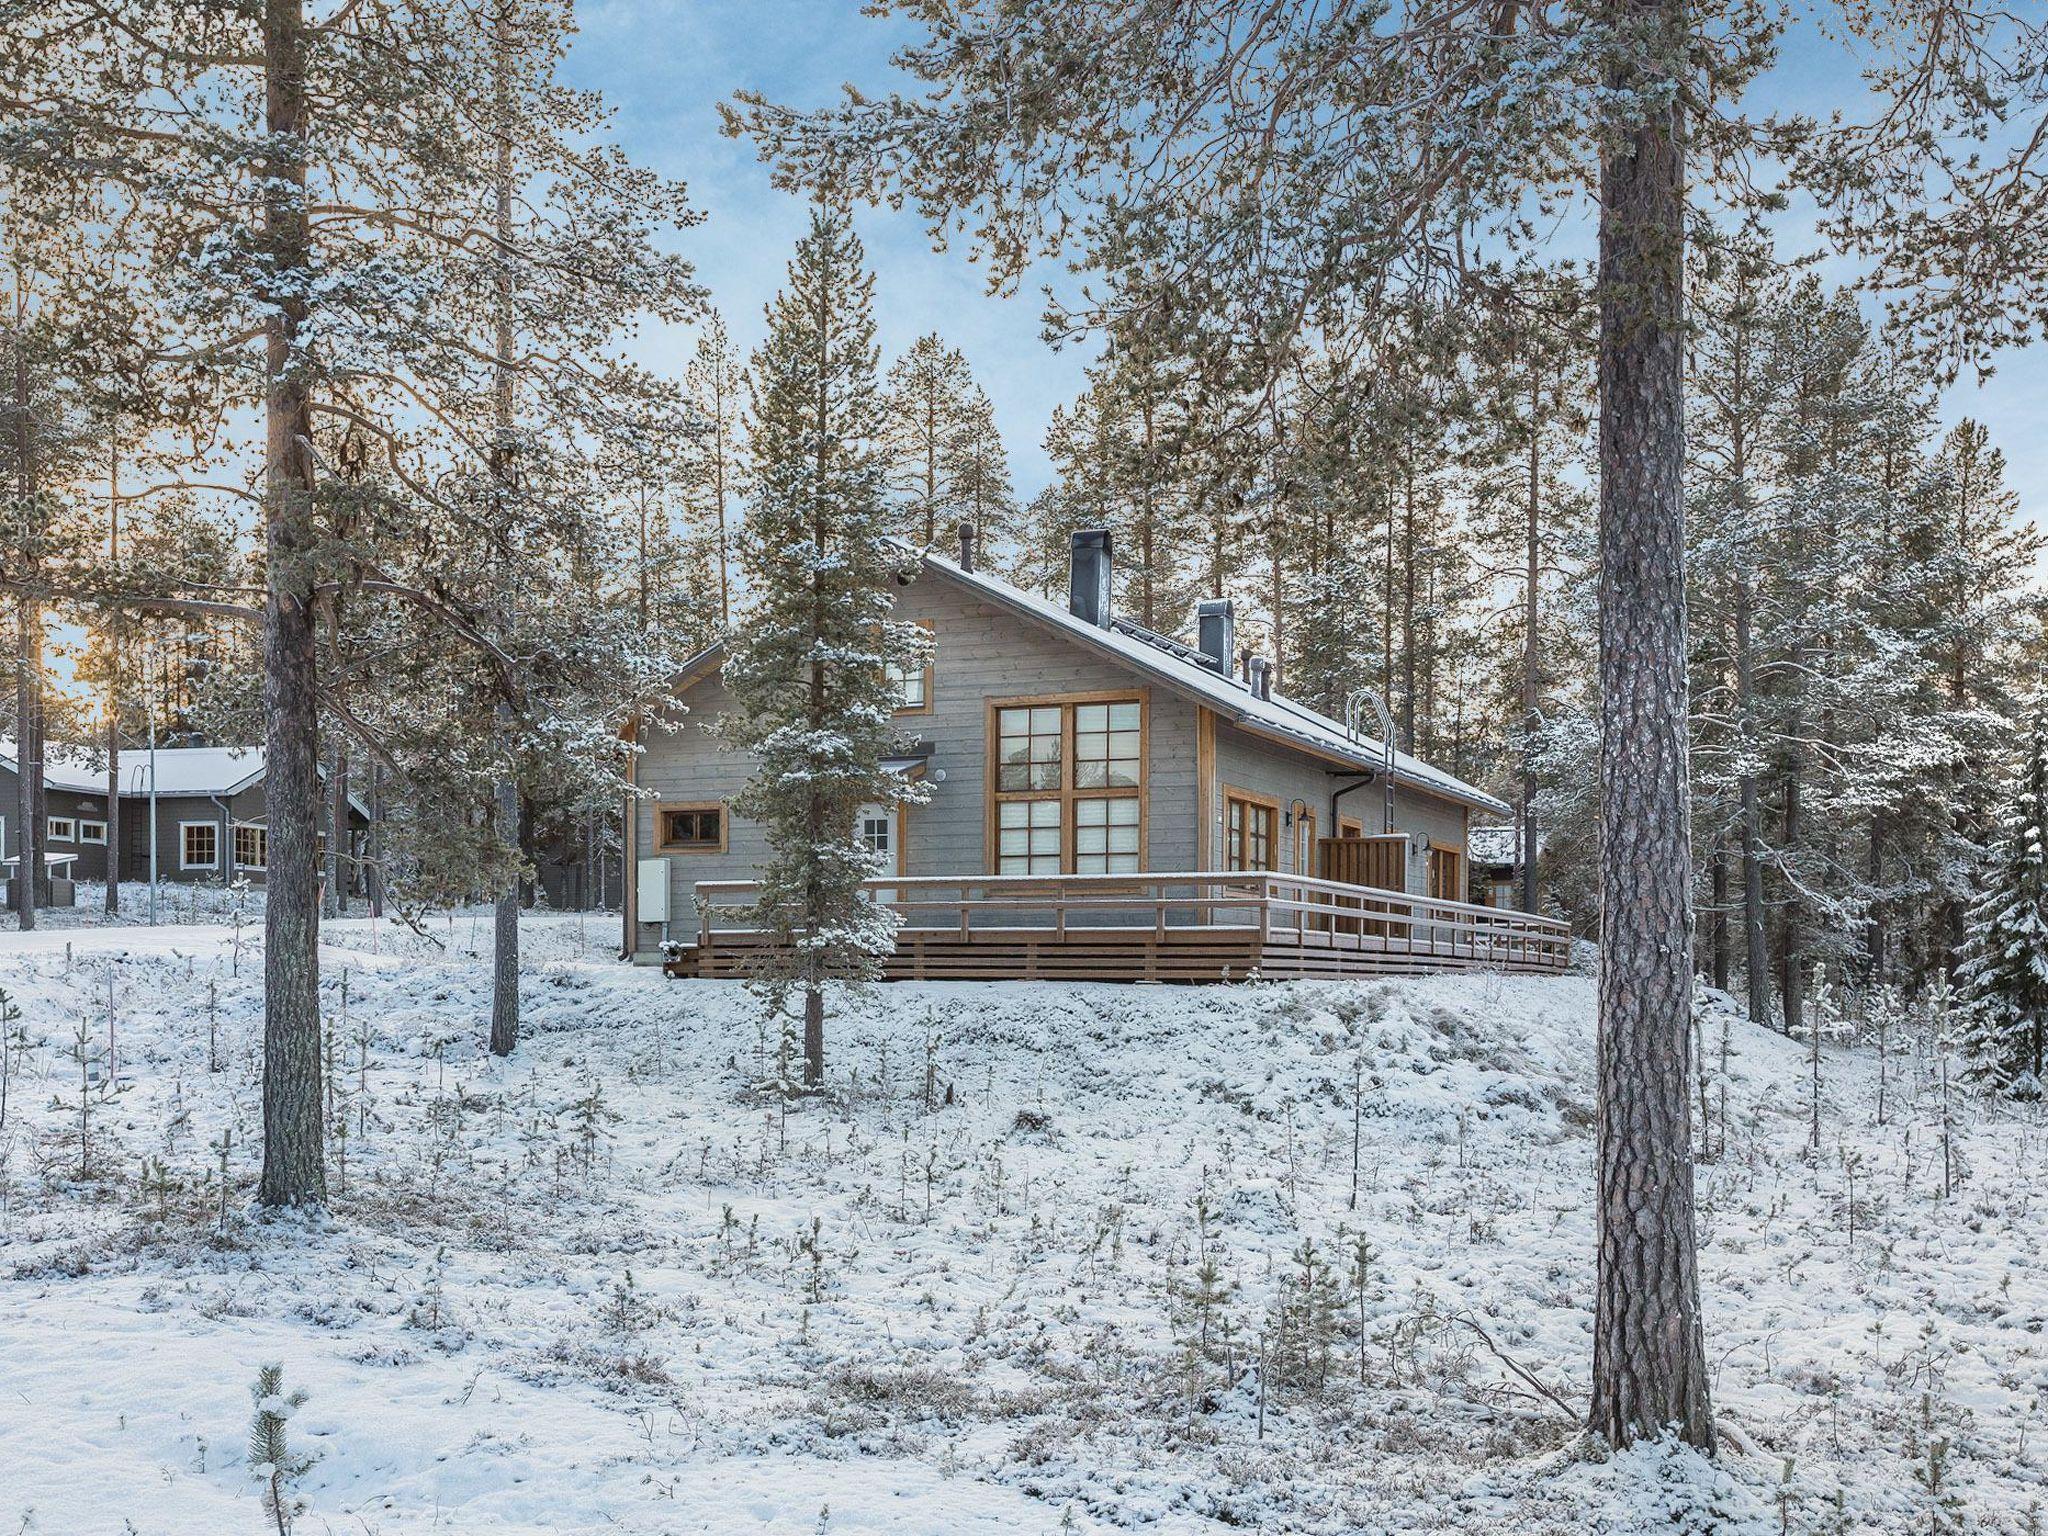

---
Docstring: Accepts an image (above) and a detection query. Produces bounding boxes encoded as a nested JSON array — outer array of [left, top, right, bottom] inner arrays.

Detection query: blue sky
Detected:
[[569, 0, 2045, 519]]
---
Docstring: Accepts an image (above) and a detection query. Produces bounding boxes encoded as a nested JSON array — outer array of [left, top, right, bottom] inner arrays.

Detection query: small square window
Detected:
[[181, 822, 218, 870], [46, 817, 76, 843], [78, 820, 107, 845]]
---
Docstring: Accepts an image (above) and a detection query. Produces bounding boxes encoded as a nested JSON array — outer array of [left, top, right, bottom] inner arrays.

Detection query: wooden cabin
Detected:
[[624, 529, 1569, 981]]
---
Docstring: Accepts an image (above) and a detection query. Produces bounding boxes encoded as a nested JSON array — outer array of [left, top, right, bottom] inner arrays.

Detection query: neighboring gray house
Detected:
[[622, 528, 1511, 965], [0, 743, 367, 891]]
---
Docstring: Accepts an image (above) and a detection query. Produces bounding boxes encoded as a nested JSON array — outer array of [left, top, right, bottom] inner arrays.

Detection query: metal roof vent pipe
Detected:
[[1068, 528, 1113, 627], [1248, 655, 1272, 700], [957, 519, 977, 574], [1196, 598, 1235, 673]]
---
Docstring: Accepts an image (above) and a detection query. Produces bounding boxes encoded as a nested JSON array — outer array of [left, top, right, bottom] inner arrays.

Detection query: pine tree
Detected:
[[881, 333, 979, 547], [683, 311, 748, 627], [721, 203, 927, 1089], [1956, 721, 2048, 1095]]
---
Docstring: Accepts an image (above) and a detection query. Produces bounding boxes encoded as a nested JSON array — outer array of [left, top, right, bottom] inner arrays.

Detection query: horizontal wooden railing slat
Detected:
[[668, 870, 1570, 982]]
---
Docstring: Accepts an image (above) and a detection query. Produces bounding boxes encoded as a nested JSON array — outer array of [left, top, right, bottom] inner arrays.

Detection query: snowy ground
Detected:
[[0, 910, 2042, 1535]]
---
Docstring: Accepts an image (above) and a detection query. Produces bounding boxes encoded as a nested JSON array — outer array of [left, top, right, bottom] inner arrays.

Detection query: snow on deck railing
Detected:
[[683, 870, 1570, 973]]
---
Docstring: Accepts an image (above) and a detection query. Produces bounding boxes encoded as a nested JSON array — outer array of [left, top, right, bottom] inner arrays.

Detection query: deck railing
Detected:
[[684, 870, 1572, 977]]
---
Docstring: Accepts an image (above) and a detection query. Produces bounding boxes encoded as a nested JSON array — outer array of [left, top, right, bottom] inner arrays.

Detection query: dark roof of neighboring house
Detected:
[[661, 551, 1510, 818]]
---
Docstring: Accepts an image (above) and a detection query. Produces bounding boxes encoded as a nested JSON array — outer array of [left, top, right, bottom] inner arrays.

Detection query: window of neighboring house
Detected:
[[1225, 792, 1278, 873], [657, 803, 725, 853], [992, 696, 1145, 876], [78, 820, 107, 845], [46, 817, 76, 843], [886, 622, 935, 714], [181, 821, 219, 870], [234, 823, 268, 870]]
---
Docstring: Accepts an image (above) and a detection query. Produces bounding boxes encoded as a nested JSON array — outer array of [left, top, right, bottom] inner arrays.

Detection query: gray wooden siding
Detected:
[[1210, 722, 1467, 894], [629, 564, 1478, 955], [631, 570, 1203, 946]]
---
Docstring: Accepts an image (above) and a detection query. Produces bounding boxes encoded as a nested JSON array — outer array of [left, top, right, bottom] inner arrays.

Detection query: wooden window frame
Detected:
[[1222, 784, 1282, 873], [888, 618, 936, 716], [233, 822, 269, 870], [179, 820, 219, 871], [985, 689, 1149, 876], [655, 801, 728, 855], [46, 816, 76, 844], [1338, 816, 1365, 839], [78, 819, 107, 845]]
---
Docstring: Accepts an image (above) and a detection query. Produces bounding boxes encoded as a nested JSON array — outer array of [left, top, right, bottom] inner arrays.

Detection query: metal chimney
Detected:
[[1068, 528, 1112, 627], [957, 519, 977, 574], [1248, 655, 1271, 700], [1196, 599, 1235, 673]]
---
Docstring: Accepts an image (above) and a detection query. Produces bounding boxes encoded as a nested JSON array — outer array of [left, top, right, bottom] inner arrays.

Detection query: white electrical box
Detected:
[[635, 857, 670, 924]]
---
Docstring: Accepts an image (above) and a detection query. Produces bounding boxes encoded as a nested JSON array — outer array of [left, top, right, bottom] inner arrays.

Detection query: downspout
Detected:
[[210, 795, 235, 882], [1329, 774, 1376, 833]]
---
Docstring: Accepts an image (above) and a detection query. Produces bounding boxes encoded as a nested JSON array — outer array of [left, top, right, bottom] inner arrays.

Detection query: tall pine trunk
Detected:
[[487, 1, 521, 1058], [257, 0, 327, 1208], [1735, 589, 1769, 1031], [1589, 0, 1714, 1450], [106, 443, 121, 912], [1520, 384, 1542, 914], [11, 332, 37, 928]]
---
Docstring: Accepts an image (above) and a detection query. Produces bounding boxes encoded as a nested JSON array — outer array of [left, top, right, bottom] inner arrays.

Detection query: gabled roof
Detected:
[[916, 550, 1507, 815], [660, 554, 1508, 818], [1, 741, 369, 816]]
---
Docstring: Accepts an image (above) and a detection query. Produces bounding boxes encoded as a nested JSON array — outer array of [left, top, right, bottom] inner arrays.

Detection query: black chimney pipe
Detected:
[[1069, 528, 1112, 627], [1196, 599, 1235, 673], [957, 519, 977, 573]]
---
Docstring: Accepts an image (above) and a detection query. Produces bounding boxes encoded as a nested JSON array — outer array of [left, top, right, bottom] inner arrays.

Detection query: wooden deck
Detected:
[[662, 872, 1571, 983]]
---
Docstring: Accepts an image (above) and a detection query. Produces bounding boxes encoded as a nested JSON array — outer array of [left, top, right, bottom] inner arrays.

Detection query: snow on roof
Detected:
[[1469, 824, 1543, 867], [1, 741, 264, 798], [916, 552, 1511, 816]]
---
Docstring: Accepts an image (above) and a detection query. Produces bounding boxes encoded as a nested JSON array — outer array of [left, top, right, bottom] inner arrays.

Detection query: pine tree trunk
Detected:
[[1735, 559, 1769, 1028], [1521, 391, 1542, 915], [322, 737, 343, 918], [1778, 766, 1803, 1037], [257, 0, 327, 1209], [803, 983, 824, 1090], [486, 5, 521, 1059], [11, 333, 36, 928], [12, 594, 34, 930], [1589, 8, 1714, 1449], [106, 447, 121, 912], [490, 755, 519, 1056], [367, 763, 384, 917], [1710, 836, 1730, 992]]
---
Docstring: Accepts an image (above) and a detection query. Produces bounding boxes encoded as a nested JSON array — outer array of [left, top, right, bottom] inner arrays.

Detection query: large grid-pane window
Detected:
[[992, 697, 1144, 875], [997, 798, 1063, 875]]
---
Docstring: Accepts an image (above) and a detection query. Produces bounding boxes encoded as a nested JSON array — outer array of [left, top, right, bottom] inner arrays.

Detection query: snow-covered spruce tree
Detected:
[[1956, 722, 2048, 1095], [721, 203, 926, 1090]]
